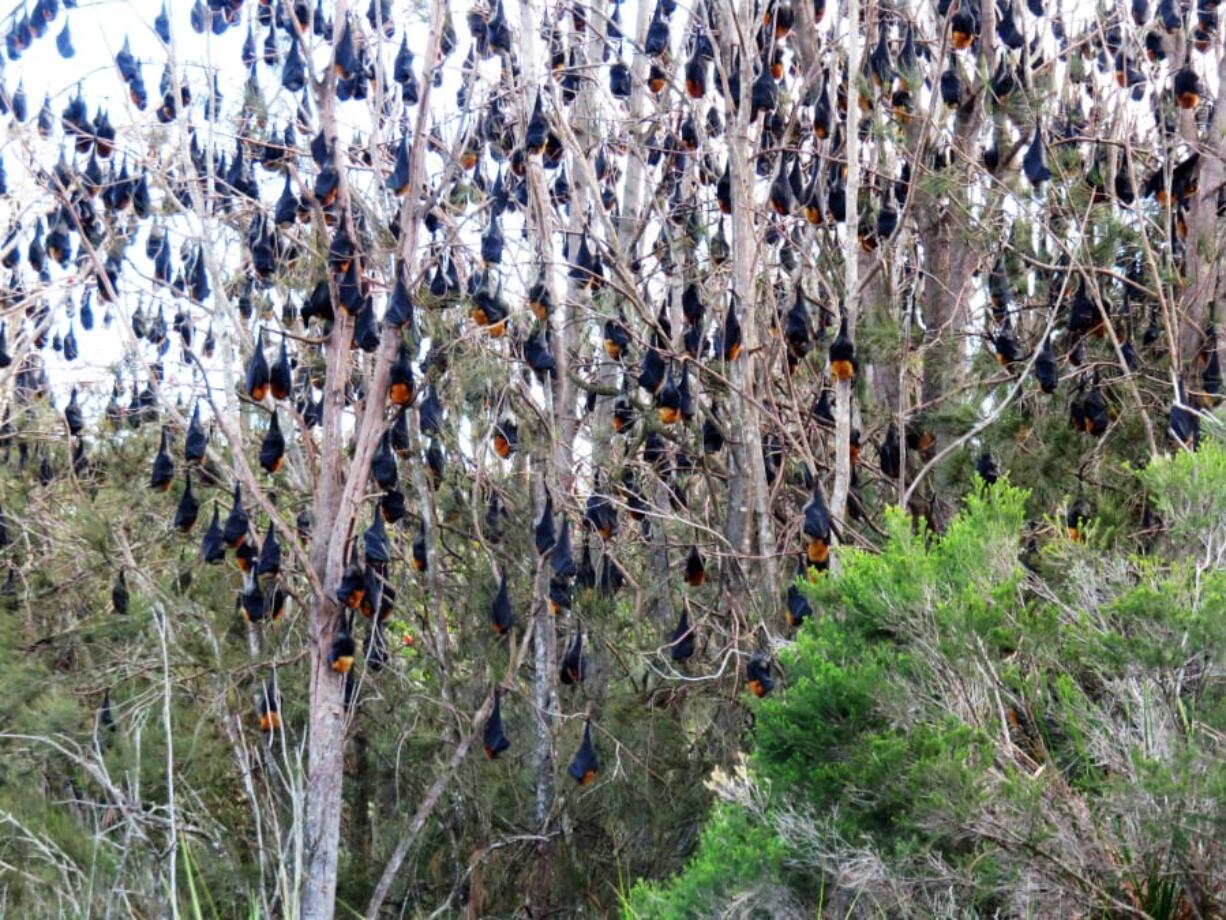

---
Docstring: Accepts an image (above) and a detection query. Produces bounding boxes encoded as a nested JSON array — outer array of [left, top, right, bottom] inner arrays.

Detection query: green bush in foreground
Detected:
[[629, 438, 1226, 919]]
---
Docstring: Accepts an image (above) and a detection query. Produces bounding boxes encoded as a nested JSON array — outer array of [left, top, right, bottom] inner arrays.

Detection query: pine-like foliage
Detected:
[[631, 436, 1226, 918]]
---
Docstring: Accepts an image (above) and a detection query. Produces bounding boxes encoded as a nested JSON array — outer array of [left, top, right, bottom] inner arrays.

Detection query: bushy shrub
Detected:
[[630, 438, 1226, 918]]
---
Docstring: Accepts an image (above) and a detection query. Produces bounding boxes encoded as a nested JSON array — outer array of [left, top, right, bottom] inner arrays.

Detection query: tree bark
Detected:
[[1178, 47, 1226, 369], [830, 0, 862, 532], [709, 0, 779, 612], [299, 0, 446, 913]]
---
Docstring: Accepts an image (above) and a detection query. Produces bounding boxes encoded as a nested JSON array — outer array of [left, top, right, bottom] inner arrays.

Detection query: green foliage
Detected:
[[631, 455, 1226, 917], [755, 614, 989, 846], [1138, 434, 1226, 545], [625, 802, 789, 919], [0, 394, 750, 917]]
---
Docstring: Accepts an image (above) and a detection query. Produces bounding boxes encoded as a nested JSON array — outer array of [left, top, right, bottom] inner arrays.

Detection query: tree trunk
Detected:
[[1178, 46, 1226, 368], [830, 0, 862, 531], [302, 607, 348, 918], [714, 0, 779, 611], [301, 285, 355, 920]]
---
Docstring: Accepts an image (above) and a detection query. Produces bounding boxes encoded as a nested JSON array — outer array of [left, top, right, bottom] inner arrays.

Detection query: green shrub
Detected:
[[630, 447, 1226, 917]]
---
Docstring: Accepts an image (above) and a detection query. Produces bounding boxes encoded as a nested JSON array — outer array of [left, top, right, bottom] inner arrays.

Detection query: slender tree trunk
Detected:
[[831, 0, 861, 531], [300, 0, 446, 912], [302, 440, 350, 919], [301, 285, 355, 920], [302, 609, 348, 918], [299, 3, 356, 914], [1178, 47, 1226, 368], [518, 0, 586, 905], [709, 0, 778, 611]]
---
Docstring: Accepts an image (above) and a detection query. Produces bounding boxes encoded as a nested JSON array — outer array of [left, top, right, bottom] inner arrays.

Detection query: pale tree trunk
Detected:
[[615, 0, 652, 254], [830, 0, 861, 531], [300, 263, 355, 917], [302, 0, 444, 914], [716, 0, 750, 589], [909, 5, 991, 524], [300, 385, 352, 920], [713, 0, 779, 613], [518, 9, 557, 855], [517, 0, 588, 905], [610, 0, 666, 630], [299, 4, 356, 915], [589, 0, 651, 466], [1177, 45, 1226, 370], [299, 7, 356, 912]]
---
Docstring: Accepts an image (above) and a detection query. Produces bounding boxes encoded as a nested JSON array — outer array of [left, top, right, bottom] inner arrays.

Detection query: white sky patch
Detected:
[[0, 0, 471, 426]]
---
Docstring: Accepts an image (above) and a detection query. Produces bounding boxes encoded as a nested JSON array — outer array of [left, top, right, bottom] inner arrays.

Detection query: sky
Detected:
[[0, 0, 465, 423]]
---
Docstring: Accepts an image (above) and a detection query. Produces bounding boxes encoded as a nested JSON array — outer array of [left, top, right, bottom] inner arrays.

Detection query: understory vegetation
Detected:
[[630, 435, 1226, 918]]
